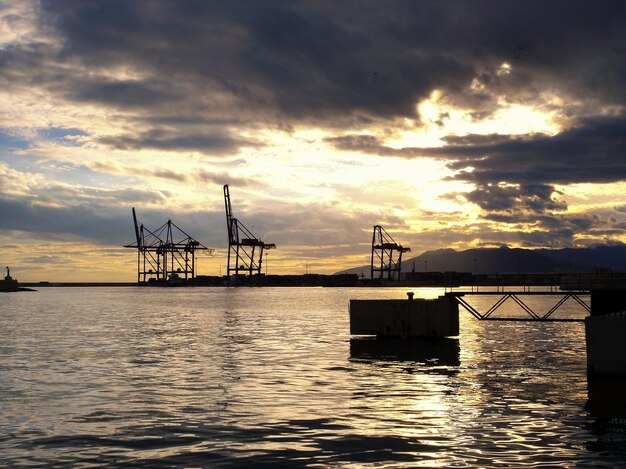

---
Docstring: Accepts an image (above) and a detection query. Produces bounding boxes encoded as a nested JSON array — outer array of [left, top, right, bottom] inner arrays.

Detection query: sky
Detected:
[[1, 0, 625, 281]]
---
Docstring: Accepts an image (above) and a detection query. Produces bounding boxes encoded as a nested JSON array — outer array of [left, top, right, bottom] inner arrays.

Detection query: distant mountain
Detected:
[[537, 246, 626, 273], [335, 245, 626, 278]]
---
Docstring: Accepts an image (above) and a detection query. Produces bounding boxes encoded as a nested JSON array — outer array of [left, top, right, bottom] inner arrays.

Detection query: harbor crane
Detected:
[[124, 208, 213, 285], [370, 225, 410, 280], [224, 184, 275, 283]]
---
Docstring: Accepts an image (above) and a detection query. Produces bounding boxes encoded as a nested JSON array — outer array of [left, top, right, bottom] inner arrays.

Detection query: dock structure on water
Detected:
[[445, 290, 591, 322], [350, 293, 459, 338], [350, 277, 626, 376], [576, 277, 626, 376]]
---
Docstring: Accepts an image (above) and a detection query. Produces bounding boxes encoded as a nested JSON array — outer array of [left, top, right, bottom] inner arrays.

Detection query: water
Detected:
[[1, 287, 625, 467]]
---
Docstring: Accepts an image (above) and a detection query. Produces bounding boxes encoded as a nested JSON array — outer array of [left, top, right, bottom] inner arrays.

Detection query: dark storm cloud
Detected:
[[0, 0, 620, 166], [447, 118, 625, 225], [0, 196, 224, 246], [73, 79, 180, 109], [27, 0, 624, 126], [328, 115, 625, 235], [2, 0, 625, 253], [463, 184, 566, 213], [39, 0, 472, 122], [328, 116, 626, 185], [98, 128, 259, 154], [0, 197, 132, 243], [444, 117, 626, 186]]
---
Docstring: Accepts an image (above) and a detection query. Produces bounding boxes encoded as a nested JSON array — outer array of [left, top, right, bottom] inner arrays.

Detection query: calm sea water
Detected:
[[1, 287, 625, 467]]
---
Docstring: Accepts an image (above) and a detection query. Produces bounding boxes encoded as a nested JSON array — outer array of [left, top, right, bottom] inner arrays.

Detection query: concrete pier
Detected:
[[350, 293, 459, 338], [590, 289, 626, 316], [585, 311, 626, 375], [581, 284, 626, 376], [586, 373, 626, 417]]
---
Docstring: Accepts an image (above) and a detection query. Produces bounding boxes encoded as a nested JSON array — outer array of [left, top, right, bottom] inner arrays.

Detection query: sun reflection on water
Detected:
[[0, 287, 624, 466]]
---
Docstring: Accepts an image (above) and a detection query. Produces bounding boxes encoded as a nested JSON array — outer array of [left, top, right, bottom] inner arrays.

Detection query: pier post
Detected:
[[585, 288, 626, 375], [349, 294, 459, 338]]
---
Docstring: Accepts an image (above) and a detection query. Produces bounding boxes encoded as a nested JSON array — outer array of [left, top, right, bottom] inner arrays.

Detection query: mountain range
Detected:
[[335, 245, 626, 278]]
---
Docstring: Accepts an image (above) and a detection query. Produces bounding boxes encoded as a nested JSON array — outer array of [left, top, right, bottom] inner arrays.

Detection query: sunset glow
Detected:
[[1, 1, 625, 281]]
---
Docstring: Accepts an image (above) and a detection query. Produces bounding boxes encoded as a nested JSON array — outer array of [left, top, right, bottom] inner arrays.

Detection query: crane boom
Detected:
[[132, 207, 141, 247], [224, 185, 234, 242], [223, 184, 276, 283]]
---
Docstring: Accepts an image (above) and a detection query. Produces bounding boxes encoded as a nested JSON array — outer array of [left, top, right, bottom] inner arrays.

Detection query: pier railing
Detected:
[[445, 290, 590, 322]]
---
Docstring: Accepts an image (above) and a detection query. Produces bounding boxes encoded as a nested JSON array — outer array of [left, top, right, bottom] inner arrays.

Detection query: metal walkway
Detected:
[[445, 291, 590, 322]]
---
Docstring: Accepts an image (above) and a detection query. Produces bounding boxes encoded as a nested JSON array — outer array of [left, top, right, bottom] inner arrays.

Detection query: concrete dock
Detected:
[[350, 293, 459, 338], [585, 311, 626, 375], [581, 281, 626, 376]]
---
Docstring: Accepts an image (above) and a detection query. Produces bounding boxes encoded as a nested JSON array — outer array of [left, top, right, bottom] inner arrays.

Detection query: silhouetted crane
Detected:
[[124, 207, 213, 285], [371, 225, 410, 281], [224, 185, 275, 283]]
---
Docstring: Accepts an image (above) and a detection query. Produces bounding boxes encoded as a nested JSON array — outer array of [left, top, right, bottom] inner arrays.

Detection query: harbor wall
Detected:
[[585, 312, 626, 375], [590, 289, 626, 316], [349, 295, 459, 338]]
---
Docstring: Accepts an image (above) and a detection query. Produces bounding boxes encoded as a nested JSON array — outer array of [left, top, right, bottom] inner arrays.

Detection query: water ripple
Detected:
[[1, 287, 624, 467]]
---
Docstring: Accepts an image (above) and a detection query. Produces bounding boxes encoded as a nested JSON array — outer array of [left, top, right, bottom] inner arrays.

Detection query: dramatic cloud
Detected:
[[328, 115, 626, 227], [328, 116, 626, 186], [0, 197, 133, 243], [444, 117, 626, 186], [463, 184, 566, 213], [97, 128, 262, 155], [1, 1, 620, 128], [1, 1, 625, 279]]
